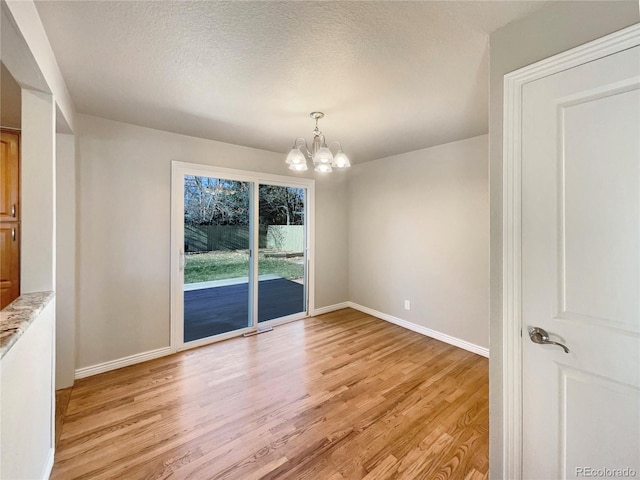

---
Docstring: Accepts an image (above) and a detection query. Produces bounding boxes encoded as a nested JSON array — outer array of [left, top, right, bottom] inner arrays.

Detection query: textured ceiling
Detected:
[[35, 1, 551, 162]]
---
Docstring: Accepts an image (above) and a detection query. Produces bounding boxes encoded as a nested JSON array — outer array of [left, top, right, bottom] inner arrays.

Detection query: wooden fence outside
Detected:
[[185, 225, 304, 253], [265, 225, 304, 252]]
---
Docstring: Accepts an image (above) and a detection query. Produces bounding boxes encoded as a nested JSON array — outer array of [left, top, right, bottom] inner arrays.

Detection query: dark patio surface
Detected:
[[184, 278, 304, 342]]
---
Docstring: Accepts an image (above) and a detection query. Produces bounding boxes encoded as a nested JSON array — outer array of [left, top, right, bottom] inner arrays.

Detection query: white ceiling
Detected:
[[34, 1, 551, 162]]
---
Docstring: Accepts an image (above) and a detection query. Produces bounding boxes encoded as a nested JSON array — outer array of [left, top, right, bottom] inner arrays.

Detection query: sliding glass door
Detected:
[[258, 184, 307, 323], [182, 175, 252, 342], [171, 163, 313, 350]]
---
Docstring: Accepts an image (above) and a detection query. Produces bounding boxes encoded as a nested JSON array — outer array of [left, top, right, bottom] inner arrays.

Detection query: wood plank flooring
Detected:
[[52, 308, 488, 479], [55, 387, 73, 448]]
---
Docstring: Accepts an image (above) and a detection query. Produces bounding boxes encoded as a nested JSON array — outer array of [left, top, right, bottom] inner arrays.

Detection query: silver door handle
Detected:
[[179, 249, 185, 271], [528, 327, 570, 353], [11, 204, 16, 217]]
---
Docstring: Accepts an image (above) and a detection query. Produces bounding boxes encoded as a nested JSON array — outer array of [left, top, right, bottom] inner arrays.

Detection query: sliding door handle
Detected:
[[179, 249, 185, 271]]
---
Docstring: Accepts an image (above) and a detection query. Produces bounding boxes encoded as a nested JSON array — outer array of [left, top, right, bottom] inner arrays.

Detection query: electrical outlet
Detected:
[[404, 300, 411, 311]]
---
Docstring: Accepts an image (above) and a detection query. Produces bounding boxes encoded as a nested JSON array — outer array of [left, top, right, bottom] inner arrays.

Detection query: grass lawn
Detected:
[[184, 250, 304, 284]]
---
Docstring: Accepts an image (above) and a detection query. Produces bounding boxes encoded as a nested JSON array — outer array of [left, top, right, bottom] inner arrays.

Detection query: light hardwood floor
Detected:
[[52, 308, 488, 479]]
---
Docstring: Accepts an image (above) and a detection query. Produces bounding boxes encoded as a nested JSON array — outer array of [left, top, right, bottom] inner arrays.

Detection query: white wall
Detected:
[[75, 114, 349, 370], [488, 2, 639, 478], [0, 4, 70, 478], [348, 135, 489, 350], [0, 300, 55, 480], [0, 62, 21, 129], [21, 88, 56, 293], [3, 0, 76, 131], [56, 133, 76, 388]]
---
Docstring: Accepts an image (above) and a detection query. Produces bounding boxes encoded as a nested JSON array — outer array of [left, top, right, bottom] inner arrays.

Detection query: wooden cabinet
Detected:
[[0, 129, 20, 309], [0, 223, 19, 308], [1, 131, 19, 222]]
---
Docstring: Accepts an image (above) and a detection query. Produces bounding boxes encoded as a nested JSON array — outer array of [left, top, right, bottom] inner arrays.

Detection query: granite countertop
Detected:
[[0, 292, 54, 359]]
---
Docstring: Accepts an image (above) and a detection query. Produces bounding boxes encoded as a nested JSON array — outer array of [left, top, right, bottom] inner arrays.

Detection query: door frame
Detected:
[[501, 24, 640, 479], [170, 161, 315, 353]]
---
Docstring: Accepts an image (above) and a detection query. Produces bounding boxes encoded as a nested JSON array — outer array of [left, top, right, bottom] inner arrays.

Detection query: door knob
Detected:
[[528, 327, 570, 353]]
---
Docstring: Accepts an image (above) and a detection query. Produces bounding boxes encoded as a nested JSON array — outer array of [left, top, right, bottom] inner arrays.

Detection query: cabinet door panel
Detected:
[[0, 223, 20, 309], [0, 130, 20, 222]]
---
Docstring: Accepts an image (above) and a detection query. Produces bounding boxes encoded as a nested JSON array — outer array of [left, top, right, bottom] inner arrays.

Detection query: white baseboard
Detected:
[[311, 302, 350, 316], [347, 302, 489, 358], [42, 447, 54, 479], [74, 303, 487, 380], [75, 346, 173, 379]]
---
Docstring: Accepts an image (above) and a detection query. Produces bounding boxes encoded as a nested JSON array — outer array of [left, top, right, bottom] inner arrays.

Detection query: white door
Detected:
[[521, 44, 640, 479]]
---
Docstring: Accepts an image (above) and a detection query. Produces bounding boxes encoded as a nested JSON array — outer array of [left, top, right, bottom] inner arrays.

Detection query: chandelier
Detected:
[[285, 112, 351, 173]]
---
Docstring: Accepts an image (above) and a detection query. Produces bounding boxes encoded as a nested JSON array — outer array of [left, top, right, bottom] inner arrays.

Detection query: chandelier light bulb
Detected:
[[314, 163, 333, 173], [286, 147, 306, 165], [332, 151, 351, 168], [313, 147, 334, 165], [289, 162, 308, 171]]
